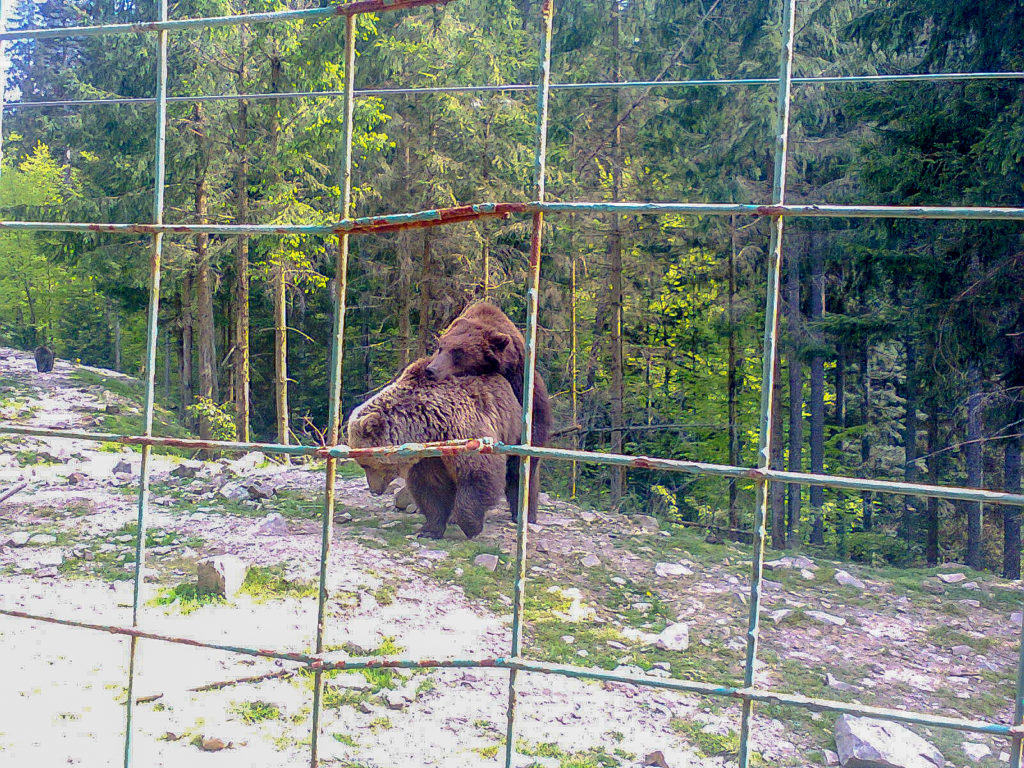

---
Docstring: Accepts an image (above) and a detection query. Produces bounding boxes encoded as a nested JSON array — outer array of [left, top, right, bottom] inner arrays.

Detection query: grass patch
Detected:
[[472, 745, 499, 759], [368, 716, 392, 731], [332, 733, 358, 747], [670, 719, 740, 758], [150, 583, 226, 614], [926, 626, 995, 652], [241, 566, 317, 601], [231, 700, 282, 724]]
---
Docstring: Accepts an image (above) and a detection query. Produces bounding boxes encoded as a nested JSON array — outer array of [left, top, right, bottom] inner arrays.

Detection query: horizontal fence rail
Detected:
[[5, 71, 1024, 111], [1, 202, 1023, 238], [0, 606, 1018, 739], [1, 0, 1022, 766]]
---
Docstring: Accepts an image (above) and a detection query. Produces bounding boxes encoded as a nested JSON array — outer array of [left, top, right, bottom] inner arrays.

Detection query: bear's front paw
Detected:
[[417, 528, 444, 540]]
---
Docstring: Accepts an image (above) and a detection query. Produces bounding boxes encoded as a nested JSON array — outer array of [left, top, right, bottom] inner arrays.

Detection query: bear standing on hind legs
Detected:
[[425, 301, 551, 524]]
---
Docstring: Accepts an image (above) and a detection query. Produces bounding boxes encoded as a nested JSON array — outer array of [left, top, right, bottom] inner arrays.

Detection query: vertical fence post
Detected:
[[737, 0, 796, 766], [309, 11, 356, 768], [504, 2, 554, 766], [0, 0, 7, 179], [1012, 626, 1024, 768], [123, 1, 170, 766]]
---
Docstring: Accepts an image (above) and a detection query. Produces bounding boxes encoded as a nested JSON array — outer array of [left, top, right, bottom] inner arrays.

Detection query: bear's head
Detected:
[[346, 411, 399, 494], [425, 324, 511, 380]]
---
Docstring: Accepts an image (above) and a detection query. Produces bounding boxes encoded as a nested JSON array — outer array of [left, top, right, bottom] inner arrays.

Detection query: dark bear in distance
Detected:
[[425, 301, 550, 523], [34, 346, 54, 373], [346, 357, 521, 539]]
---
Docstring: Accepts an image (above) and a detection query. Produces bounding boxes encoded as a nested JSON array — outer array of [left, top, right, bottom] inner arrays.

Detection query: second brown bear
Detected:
[[425, 301, 551, 523]]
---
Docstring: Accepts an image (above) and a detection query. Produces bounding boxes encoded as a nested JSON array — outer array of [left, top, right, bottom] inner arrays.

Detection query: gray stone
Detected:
[[66, 472, 89, 485], [921, 579, 945, 595], [800, 568, 816, 580], [581, 553, 601, 568], [7, 532, 31, 547], [634, 515, 660, 532], [384, 690, 411, 710], [36, 548, 65, 566], [654, 562, 692, 578], [654, 622, 690, 652], [474, 553, 499, 572], [807, 610, 847, 627], [834, 714, 944, 768], [950, 645, 973, 658], [169, 461, 202, 479], [937, 572, 966, 584], [1013, 611, 1023, 627], [226, 451, 267, 475], [218, 482, 249, 502], [961, 743, 990, 762], [418, 549, 448, 562], [29, 533, 57, 545], [243, 480, 276, 500], [825, 749, 840, 766], [834, 570, 866, 590], [826, 673, 860, 693], [197, 555, 248, 597], [394, 484, 415, 511], [112, 459, 133, 475], [256, 512, 288, 536], [580, 511, 597, 523]]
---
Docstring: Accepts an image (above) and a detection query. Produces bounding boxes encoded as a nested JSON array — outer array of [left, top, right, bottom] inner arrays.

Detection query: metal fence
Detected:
[[0, 1, 1022, 767]]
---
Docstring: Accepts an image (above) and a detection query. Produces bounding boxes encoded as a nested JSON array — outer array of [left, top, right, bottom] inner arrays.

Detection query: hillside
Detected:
[[0, 346, 1019, 768]]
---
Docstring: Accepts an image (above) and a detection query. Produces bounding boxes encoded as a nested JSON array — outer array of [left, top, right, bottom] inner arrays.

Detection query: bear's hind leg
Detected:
[[407, 458, 455, 539], [505, 455, 521, 521]]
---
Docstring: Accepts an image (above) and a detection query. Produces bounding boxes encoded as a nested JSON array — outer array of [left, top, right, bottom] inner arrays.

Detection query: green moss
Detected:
[[670, 719, 740, 758], [231, 700, 282, 724], [332, 733, 358, 747], [241, 565, 317, 601], [150, 583, 226, 614], [926, 626, 995, 652]]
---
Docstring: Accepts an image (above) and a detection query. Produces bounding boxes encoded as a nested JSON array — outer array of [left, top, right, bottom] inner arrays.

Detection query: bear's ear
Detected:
[[487, 331, 511, 353]]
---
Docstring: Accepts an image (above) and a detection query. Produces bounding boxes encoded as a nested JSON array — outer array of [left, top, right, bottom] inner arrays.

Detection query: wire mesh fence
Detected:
[[0, 0, 1022, 767]]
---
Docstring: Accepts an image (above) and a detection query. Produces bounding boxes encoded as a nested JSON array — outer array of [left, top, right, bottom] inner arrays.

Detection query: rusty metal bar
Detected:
[[1, 201, 1023, 239], [309, 11, 357, 767], [0, 606, 1018, 740], [6, 71, 1024, 112], [0, 0, 453, 41], [122, 1, 169, 765], [738, 0, 796, 763], [504, 2, 554, 765]]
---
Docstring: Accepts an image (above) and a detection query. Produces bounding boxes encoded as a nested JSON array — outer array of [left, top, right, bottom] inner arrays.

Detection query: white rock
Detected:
[[937, 572, 966, 584], [580, 511, 597, 523], [1013, 611, 1023, 628], [581, 553, 601, 568], [807, 610, 847, 627], [36, 549, 65, 567], [961, 743, 990, 762], [834, 714, 944, 768], [654, 622, 690, 652], [197, 555, 248, 597], [801, 568, 816, 580], [29, 533, 57, 545], [219, 482, 249, 502], [560, 635, 575, 644], [227, 451, 267, 475], [633, 515, 660, 532], [256, 512, 288, 536], [834, 570, 866, 590], [950, 645, 973, 658], [824, 749, 840, 765], [384, 690, 411, 710], [654, 562, 692, 578], [473, 553, 499, 572], [826, 673, 859, 693], [7, 532, 31, 547]]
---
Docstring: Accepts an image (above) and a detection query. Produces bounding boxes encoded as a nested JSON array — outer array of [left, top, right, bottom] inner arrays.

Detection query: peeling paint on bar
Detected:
[[0, 0, 454, 41]]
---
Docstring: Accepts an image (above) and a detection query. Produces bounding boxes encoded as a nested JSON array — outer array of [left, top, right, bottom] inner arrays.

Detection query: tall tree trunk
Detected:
[[194, 103, 217, 442], [786, 242, 802, 547], [1003, 434, 1022, 579], [418, 229, 432, 356], [163, 327, 171, 402], [926, 401, 941, 565], [902, 337, 919, 543], [770, 351, 786, 548], [608, 0, 626, 505], [860, 339, 872, 530], [728, 216, 740, 530], [233, 48, 251, 442], [964, 364, 984, 569], [178, 274, 194, 427], [569, 217, 580, 499], [110, 304, 121, 371], [363, 313, 373, 395], [809, 239, 826, 544], [274, 263, 289, 452], [398, 141, 413, 367]]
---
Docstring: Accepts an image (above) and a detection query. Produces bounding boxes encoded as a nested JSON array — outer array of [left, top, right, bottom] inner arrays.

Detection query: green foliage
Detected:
[[231, 700, 282, 724], [186, 396, 238, 441], [847, 531, 910, 566], [240, 566, 317, 601]]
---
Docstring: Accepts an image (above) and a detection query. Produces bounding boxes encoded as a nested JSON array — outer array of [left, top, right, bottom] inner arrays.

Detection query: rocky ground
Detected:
[[0, 346, 1020, 768]]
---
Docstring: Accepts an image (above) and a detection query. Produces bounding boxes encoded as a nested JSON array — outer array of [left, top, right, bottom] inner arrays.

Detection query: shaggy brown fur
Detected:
[[346, 357, 520, 539], [34, 346, 54, 373], [425, 301, 550, 522]]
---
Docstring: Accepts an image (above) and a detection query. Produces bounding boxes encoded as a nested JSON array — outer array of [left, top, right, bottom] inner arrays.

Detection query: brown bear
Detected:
[[34, 345, 55, 373], [424, 301, 550, 523], [346, 357, 521, 539]]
